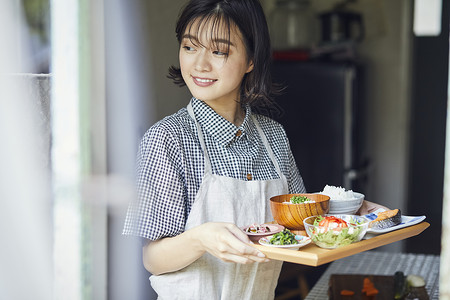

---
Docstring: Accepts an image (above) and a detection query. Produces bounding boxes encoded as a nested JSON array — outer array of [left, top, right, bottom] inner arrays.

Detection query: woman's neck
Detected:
[[203, 100, 244, 126]]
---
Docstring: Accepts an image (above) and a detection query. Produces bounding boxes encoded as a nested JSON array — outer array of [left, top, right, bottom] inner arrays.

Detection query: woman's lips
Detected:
[[192, 76, 217, 87]]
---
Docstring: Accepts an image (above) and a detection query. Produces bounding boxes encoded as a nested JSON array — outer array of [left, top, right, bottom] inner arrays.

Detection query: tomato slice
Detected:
[[318, 216, 348, 230], [318, 218, 329, 227]]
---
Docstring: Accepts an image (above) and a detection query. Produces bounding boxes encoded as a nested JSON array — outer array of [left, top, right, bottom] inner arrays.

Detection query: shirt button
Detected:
[[236, 129, 242, 137], [246, 173, 252, 180]]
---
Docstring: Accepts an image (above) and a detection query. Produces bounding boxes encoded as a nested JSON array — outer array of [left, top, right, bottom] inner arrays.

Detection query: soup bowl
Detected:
[[270, 193, 330, 230]]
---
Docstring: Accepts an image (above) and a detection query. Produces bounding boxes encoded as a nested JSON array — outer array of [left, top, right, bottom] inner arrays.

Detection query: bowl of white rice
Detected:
[[319, 185, 364, 215]]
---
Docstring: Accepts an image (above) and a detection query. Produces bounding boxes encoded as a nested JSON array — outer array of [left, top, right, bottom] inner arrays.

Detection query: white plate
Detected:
[[259, 235, 311, 250], [364, 211, 426, 234]]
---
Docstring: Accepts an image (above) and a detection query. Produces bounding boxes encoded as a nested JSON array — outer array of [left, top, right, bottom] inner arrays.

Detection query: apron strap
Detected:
[[187, 101, 213, 174], [251, 115, 284, 177]]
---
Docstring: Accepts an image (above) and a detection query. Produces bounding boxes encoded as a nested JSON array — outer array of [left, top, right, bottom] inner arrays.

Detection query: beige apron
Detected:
[[150, 102, 289, 299]]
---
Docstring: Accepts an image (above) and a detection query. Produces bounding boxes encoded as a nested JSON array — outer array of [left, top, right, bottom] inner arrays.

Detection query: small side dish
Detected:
[[242, 223, 284, 243], [268, 229, 298, 245], [303, 214, 369, 249], [245, 223, 272, 233], [258, 229, 311, 250]]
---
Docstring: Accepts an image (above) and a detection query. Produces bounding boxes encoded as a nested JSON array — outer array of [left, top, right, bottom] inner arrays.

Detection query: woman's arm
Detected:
[[143, 222, 269, 275], [357, 200, 389, 215]]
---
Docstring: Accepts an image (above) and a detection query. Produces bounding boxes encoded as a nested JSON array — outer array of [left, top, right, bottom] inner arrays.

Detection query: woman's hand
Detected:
[[357, 200, 389, 215], [143, 222, 268, 275], [193, 222, 269, 264]]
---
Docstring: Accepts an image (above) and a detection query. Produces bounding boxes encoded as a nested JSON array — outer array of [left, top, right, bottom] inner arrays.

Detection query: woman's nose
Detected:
[[194, 51, 211, 72]]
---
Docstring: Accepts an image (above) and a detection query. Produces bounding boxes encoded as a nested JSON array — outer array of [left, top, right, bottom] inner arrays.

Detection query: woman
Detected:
[[123, 0, 382, 299]]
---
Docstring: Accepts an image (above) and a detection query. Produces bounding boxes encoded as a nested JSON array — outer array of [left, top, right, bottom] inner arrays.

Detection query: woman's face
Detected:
[[179, 19, 253, 106]]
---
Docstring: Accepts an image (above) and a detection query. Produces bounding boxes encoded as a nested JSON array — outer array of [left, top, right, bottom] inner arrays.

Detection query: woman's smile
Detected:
[[192, 76, 217, 87]]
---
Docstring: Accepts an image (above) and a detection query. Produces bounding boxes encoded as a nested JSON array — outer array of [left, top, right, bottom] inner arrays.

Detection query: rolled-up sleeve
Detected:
[[123, 123, 187, 240]]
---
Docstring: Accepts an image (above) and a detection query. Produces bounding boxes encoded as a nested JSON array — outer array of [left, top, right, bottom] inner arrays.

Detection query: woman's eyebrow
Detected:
[[181, 34, 235, 47]]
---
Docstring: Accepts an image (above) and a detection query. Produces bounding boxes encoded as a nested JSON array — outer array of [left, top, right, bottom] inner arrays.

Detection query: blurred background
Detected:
[[1, 0, 449, 299]]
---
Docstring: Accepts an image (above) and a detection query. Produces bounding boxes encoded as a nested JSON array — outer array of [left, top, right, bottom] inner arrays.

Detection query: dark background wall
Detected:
[[405, 0, 449, 255]]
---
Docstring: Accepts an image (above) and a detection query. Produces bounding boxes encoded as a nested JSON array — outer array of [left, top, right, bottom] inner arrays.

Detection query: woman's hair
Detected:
[[168, 0, 281, 115]]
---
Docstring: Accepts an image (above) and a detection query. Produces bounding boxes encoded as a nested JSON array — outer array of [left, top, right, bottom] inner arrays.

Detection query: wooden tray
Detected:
[[252, 222, 430, 266]]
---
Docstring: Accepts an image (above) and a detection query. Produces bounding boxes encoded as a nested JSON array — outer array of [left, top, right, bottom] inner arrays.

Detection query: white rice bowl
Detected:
[[319, 185, 364, 214]]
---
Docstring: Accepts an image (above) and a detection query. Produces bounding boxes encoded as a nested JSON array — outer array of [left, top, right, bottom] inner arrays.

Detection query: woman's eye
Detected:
[[213, 50, 228, 56], [183, 46, 195, 52]]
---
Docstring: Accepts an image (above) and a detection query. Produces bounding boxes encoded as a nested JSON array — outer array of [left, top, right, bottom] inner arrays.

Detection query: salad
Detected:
[[307, 215, 366, 248], [269, 229, 298, 245]]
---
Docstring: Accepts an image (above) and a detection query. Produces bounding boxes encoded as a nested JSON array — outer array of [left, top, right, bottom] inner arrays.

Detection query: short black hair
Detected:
[[168, 0, 281, 115]]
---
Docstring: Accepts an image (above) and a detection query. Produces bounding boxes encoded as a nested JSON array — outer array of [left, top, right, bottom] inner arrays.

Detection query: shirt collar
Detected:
[[191, 97, 251, 146]]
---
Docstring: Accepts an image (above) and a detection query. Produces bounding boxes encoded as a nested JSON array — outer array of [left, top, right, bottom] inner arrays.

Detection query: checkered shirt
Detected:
[[123, 98, 306, 240]]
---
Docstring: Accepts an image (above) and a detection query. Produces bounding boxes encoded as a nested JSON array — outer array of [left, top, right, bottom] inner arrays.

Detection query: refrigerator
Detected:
[[271, 61, 368, 194]]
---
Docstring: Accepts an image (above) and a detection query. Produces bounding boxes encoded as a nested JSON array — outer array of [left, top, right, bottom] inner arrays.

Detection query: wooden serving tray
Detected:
[[252, 222, 430, 266]]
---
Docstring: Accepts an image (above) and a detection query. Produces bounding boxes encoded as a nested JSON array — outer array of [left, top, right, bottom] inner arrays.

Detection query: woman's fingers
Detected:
[[219, 252, 270, 264], [196, 222, 269, 264], [227, 223, 252, 243], [357, 200, 390, 215]]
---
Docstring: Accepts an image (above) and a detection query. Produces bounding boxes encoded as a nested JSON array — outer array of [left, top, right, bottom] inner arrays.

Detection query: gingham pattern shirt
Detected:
[[123, 98, 305, 240]]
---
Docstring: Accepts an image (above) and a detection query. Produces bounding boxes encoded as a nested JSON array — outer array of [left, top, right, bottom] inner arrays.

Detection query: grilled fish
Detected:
[[370, 209, 401, 230]]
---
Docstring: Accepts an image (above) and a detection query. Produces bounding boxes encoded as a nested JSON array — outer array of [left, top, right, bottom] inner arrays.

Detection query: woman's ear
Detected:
[[246, 60, 254, 73]]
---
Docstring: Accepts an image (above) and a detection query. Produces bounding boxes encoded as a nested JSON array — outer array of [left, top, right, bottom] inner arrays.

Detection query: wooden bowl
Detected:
[[270, 193, 330, 230]]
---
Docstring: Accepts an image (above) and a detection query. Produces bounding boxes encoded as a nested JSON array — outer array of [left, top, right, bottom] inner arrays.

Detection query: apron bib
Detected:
[[150, 102, 289, 300]]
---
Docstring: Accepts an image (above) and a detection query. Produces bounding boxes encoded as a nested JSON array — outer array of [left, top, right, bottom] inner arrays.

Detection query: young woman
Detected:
[[123, 0, 384, 298]]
